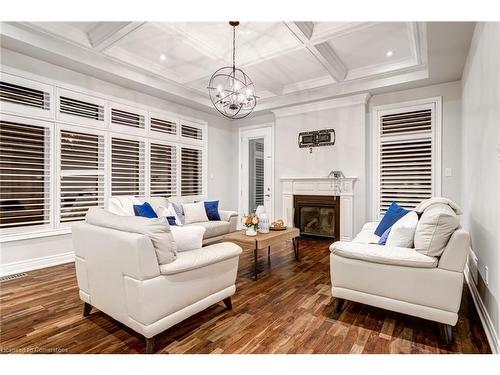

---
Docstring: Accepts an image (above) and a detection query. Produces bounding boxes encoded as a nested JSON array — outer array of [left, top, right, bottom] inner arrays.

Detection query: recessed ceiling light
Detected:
[[159, 54, 166, 61], [386, 50, 393, 57]]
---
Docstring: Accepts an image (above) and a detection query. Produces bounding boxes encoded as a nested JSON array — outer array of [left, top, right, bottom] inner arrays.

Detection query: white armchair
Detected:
[[72, 213, 242, 353]]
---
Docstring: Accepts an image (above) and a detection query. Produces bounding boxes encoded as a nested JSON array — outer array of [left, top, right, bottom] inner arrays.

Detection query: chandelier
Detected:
[[208, 21, 257, 119]]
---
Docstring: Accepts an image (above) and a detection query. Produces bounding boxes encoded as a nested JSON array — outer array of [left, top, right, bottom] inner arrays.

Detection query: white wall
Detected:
[[0, 49, 238, 271], [461, 23, 500, 341], [272, 103, 367, 234], [368, 81, 463, 218]]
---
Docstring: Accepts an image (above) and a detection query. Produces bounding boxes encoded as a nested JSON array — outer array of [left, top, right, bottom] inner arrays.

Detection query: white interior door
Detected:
[[239, 125, 274, 220]]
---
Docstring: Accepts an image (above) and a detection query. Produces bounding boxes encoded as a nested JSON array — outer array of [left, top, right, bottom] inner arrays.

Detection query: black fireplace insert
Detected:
[[293, 195, 340, 240]]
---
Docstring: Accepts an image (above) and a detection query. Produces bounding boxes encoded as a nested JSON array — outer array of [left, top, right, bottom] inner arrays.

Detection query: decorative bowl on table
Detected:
[[269, 219, 287, 231]]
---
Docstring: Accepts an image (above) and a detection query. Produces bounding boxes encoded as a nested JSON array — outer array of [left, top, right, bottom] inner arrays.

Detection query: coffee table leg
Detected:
[[294, 237, 300, 261], [254, 245, 258, 281], [267, 246, 271, 264]]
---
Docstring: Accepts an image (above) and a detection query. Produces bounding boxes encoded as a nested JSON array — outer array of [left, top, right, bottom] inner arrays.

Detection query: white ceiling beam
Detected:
[[285, 22, 348, 82], [88, 22, 145, 52]]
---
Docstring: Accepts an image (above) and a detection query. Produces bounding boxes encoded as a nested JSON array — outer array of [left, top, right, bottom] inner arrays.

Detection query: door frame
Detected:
[[238, 123, 275, 222]]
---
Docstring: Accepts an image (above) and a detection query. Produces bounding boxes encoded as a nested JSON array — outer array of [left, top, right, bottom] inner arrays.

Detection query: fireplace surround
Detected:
[[294, 195, 340, 239], [281, 176, 357, 241]]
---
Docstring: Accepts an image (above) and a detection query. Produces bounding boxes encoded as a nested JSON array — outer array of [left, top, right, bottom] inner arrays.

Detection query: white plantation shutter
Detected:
[[181, 123, 203, 141], [111, 106, 145, 129], [150, 116, 177, 136], [150, 143, 177, 197], [59, 129, 105, 223], [0, 119, 50, 230], [111, 137, 145, 196], [378, 106, 436, 214], [181, 147, 203, 196], [0, 74, 53, 118]]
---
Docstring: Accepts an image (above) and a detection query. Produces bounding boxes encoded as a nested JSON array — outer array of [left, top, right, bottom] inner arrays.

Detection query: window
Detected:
[[0, 73, 53, 119], [111, 106, 145, 129], [374, 99, 441, 215], [0, 118, 50, 231], [181, 123, 203, 141], [111, 137, 145, 196], [0, 70, 207, 238], [150, 142, 177, 197], [150, 116, 177, 136], [181, 147, 203, 196], [59, 129, 105, 223], [57, 89, 106, 127]]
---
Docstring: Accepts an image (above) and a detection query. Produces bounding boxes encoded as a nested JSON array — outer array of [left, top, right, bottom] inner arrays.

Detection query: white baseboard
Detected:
[[464, 263, 500, 354], [0, 252, 75, 277]]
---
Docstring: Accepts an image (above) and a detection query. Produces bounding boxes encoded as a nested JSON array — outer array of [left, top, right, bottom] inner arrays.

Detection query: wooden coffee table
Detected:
[[222, 227, 300, 280]]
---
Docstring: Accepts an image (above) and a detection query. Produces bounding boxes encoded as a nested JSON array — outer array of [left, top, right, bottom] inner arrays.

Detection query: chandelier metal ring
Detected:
[[207, 21, 257, 119]]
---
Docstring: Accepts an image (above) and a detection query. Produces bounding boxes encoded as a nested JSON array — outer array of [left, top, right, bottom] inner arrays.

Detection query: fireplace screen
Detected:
[[294, 195, 340, 240], [299, 206, 336, 237]]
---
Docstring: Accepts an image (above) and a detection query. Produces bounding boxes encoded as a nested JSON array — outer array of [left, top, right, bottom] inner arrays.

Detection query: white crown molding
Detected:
[[464, 264, 500, 354], [271, 92, 370, 118], [0, 252, 75, 277]]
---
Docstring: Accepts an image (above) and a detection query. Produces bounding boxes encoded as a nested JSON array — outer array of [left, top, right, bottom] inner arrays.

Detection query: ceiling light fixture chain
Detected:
[[207, 21, 257, 119]]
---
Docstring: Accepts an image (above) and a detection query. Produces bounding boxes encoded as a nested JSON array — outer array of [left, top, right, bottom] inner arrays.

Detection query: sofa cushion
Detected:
[[107, 196, 141, 216], [352, 221, 380, 244], [386, 211, 418, 248], [160, 242, 242, 275], [170, 225, 205, 252], [374, 202, 410, 236], [183, 202, 209, 224], [157, 203, 184, 226], [330, 241, 438, 268], [86, 207, 177, 265], [137, 196, 168, 214], [414, 203, 460, 257], [185, 221, 231, 239]]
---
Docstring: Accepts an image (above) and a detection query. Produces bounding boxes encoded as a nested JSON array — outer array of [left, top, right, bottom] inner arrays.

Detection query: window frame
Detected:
[[371, 96, 442, 219]]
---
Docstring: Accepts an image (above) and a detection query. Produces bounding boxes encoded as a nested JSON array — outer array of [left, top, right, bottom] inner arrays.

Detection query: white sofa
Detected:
[[108, 196, 238, 245], [73, 209, 242, 353], [329, 200, 470, 344]]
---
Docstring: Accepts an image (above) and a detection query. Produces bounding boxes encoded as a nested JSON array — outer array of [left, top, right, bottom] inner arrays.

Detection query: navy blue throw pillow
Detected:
[[204, 200, 221, 221], [133, 202, 158, 218], [166, 216, 176, 226], [374, 202, 409, 237]]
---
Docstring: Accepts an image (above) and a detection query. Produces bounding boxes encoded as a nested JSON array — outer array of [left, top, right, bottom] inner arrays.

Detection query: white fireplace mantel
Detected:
[[280, 176, 358, 241]]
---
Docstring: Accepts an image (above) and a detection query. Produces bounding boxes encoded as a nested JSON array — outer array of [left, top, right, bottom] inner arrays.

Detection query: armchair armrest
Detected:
[[159, 242, 242, 275], [219, 210, 238, 232], [438, 229, 470, 272]]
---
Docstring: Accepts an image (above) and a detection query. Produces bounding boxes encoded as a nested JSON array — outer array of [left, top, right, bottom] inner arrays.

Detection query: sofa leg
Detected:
[[333, 298, 345, 313], [223, 296, 232, 310], [83, 302, 92, 317], [442, 324, 453, 345], [146, 336, 156, 354]]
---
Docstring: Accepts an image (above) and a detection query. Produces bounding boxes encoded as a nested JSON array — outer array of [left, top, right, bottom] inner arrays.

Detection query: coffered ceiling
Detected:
[[0, 21, 474, 115]]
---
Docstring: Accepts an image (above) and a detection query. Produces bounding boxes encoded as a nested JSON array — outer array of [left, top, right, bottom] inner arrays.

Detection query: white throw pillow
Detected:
[[386, 211, 419, 248], [414, 203, 459, 256], [170, 226, 206, 252], [157, 204, 184, 226], [183, 202, 209, 224]]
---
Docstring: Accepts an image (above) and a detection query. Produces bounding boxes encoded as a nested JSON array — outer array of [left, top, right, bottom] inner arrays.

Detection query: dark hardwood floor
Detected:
[[0, 238, 491, 354]]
